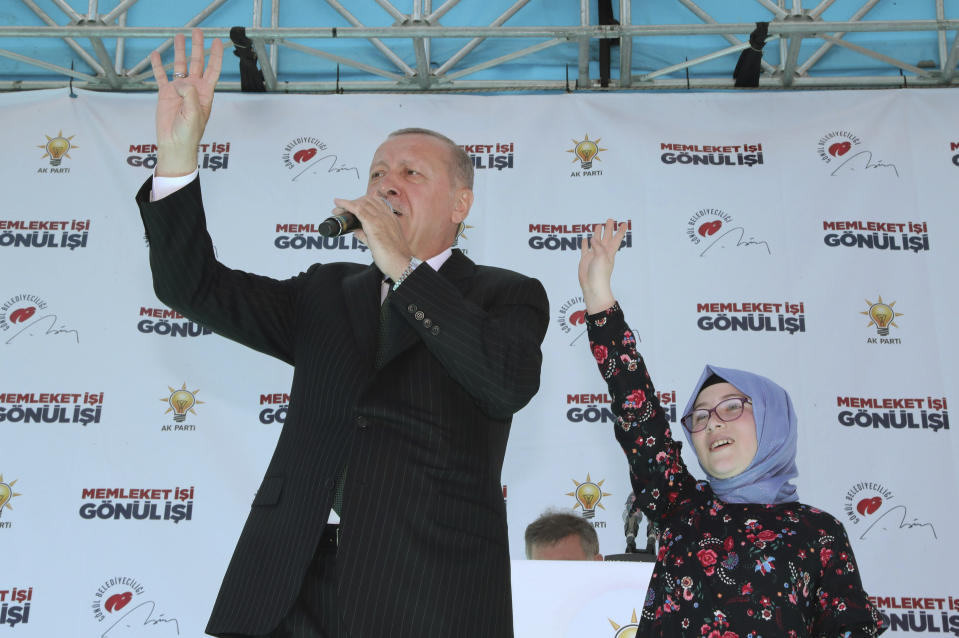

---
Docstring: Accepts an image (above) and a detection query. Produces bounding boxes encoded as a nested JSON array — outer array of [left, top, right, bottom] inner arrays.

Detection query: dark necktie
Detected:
[[333, 278, 393, 516], [374, 279, 394, 369]]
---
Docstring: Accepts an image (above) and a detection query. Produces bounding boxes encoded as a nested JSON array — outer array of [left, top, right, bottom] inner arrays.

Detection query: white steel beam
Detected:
[[577, 0, 589, 87], [251, 38, 278, 90], [435, 0, 530, 76], [619, 0, 631, 87], [103, 0, 140, 25], [278, 40, 404, 81], [445, 37, 565, 81], [0, 47, 99, 81], [819, 33, 929, 76], [20, 0, 104, 75], [325, 0, 415, 76], [677, 0, 777, 76], [638, 36, 781, 81], [942, 29, 959, 81], [126, 0, 232, 77], [797, 0, 879, 75]]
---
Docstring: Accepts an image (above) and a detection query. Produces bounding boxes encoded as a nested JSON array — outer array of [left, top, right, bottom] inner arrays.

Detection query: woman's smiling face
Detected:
[[689, 382, 758, 479]]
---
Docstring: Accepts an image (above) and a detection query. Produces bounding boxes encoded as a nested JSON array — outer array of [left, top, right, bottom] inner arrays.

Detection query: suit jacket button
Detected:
[[423, 318, 432, 328], [407, 304, 417, 313], [355, 416, 368, 429], [431, 325, 440, 336], [414, 310, 425, 321]]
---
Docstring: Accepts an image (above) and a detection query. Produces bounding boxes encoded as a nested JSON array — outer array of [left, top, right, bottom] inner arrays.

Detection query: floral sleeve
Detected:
[[585, 302, 699, 523], [811, 520, 887, 637]]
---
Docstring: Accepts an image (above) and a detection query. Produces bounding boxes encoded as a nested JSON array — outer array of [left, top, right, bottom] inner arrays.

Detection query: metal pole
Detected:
[[270, 0, 279, 75], [279, 40, 404, 80], [754, 0, 789, 19], [638, 38, 780, 81], [677, 0, 776, 76], [809, 0, 837, 19], [19, 0, 104, 75], [49, 0, 83, 23], [943, 29, 959, 81], [325, 0, 415, 75], [115, 10, 126, 74], [102, 0, 140, 25], [577, 0, 589, 88], [619, 0, 631, 87], [446, 38, 564, 81], [798, 0, 880, 75], [126, 0, 232, 76], [252, 38, 278, 90], [937, 0, 947, 71], [819, 33, 928, 76], [375, 0, 407, 23], [428, 0, 460, 23], [0, 47, 98, 81], [435, 0, 530, 76]]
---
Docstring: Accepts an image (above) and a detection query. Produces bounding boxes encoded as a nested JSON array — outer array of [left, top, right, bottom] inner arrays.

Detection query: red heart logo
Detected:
[[293, 148, 317, 164], [105, 591, 133, 613], [569, 310, 587, 326], [698, 221, 722, 237], [9, 307, 36, 324], [829, 141, 851, 157], [856, 497, 882, 516]]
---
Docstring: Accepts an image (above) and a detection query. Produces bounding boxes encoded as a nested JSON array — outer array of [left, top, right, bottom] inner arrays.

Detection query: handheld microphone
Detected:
[[317, 198, 394, 237], [318, 210, 361, 237]]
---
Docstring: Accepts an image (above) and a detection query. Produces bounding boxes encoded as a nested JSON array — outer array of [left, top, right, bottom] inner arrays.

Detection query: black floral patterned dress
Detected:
[[587, 303, 885, 638]]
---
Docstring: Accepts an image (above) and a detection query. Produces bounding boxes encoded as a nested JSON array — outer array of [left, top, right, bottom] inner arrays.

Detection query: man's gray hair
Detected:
[[388, 127, 474, 190], [524, 510, 600, 559]]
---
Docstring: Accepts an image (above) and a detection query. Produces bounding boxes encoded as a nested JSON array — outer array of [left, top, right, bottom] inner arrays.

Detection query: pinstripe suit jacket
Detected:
[[136, 177, 549, 638]]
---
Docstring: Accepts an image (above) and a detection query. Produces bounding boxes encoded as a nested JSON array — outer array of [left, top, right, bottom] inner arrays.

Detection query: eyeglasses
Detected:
[[680, 397, 752, 433]]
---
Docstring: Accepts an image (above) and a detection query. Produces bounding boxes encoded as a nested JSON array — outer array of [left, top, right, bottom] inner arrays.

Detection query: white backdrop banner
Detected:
[[1, 88, 956, 637]]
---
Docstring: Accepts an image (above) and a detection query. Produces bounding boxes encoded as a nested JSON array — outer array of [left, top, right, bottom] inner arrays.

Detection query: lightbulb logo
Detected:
[[608, 609, 640, 637], [567, 473, 611, 519], [861, 295, 903, 336], [454, 221, 474, 246], [37, 131, 78, 166], [160, 383, 203, 423], [0, 474, 21, 522], [567, 134, 607, 171]]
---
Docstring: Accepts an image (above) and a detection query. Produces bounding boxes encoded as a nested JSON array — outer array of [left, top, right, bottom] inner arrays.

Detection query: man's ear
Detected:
[[451, 188, 473, 224]]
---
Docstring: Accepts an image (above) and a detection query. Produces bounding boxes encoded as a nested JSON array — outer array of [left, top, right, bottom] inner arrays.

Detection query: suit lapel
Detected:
[[376, 249, 476, 369], [342, 264, 383, 367]]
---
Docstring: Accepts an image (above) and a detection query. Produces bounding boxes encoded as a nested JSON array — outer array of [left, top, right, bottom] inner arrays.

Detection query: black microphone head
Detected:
[[318, 212, 360, 237], [317, 218, 342, 237]]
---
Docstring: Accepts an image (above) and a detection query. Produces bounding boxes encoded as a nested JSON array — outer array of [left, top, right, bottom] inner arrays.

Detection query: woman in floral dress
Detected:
[[578, 220, 885, 638]]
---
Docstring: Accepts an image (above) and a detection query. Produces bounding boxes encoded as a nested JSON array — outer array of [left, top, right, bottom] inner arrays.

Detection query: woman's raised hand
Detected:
[[150, 29, 223, 177], [578, 219, 628, 314]]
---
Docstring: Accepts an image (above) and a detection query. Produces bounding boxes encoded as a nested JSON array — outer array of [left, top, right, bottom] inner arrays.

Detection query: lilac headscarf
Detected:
[[680, 365, 798, 505]]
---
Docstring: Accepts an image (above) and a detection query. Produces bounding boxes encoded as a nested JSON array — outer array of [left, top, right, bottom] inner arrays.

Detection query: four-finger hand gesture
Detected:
[[151, 29, 223, 177], [578, 218, 627, 314]]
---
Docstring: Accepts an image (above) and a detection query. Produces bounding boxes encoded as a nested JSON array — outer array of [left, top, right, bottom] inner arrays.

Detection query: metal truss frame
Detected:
[[1, 0, 958, 92]]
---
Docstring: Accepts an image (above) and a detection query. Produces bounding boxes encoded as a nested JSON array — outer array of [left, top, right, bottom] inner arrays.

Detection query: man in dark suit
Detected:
[[138, 30, 549, 638]]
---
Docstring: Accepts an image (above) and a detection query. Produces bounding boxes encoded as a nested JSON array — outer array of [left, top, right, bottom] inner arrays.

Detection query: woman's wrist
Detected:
[[583, 289, 616, 314]]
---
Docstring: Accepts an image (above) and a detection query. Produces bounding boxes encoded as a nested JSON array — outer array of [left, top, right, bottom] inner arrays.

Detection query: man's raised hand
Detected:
[[150, 29, 223, 177]]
